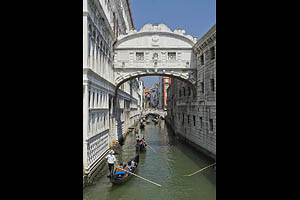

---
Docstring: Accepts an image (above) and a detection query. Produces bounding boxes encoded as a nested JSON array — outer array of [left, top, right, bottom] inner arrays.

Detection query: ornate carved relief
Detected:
[[151, 34, 159, 46]]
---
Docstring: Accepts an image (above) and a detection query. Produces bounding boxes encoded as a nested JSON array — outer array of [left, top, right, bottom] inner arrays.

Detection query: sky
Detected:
[[129, 0, 216, 89]]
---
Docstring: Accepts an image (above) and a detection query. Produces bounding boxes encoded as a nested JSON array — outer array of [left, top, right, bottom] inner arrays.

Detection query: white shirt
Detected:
[[106, 154, 116, 164]]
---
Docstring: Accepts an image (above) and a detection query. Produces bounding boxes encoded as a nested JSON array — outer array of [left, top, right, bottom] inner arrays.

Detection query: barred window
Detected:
[[136, 52, 144, 60], [200, 54, 204, 65], [193, 116, 196, 126], [210, 46, 215, 60], [211, 79, 215, 91], [201, 82, 204, 93], [210, 79, 215, 91], [200, 117, 203, 128], [209, 119, 213, 131], [168, 52, 176, 60]]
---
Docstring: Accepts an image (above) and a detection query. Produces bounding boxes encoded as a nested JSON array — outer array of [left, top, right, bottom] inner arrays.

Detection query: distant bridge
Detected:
[[142, 109, 167, 118]]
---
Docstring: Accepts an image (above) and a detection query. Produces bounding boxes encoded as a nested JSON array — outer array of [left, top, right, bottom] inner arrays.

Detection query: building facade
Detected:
[[166, 24, 216, 159], [144, 88, 152, 108], [158, 77, 171, 109], [83, 0, 142, 178]]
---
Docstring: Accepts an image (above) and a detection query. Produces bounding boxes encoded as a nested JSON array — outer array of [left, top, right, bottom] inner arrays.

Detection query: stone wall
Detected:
[[166, 24, 216, 160], [83, 0, 141, 178]]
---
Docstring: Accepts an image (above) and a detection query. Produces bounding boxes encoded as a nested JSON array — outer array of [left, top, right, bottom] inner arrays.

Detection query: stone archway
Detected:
[[111, 24, 198, 143]]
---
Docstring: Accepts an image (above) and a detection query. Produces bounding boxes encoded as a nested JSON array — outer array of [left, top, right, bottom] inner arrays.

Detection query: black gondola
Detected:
[[110, 154, 140, 185], [140, 122, 145, 129], [136, 140, 147, 151]]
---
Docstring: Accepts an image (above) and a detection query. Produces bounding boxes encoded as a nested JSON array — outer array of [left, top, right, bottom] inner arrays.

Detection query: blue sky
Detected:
[[130, 0, 216, 88]]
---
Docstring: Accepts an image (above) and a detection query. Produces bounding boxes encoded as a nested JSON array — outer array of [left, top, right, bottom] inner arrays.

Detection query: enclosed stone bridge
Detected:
[[111, 24, 197, 144], [113, 24, 198, 93]]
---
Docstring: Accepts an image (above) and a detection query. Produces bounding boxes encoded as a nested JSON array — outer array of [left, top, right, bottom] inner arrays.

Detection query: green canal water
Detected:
[[83, 119, 216, 200]]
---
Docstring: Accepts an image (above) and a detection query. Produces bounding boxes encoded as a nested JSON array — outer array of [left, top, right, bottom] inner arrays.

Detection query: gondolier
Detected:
[[106, 150, 116, 177]]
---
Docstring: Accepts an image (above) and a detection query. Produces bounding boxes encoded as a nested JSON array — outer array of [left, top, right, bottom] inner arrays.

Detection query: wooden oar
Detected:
[[144, 140, 157, 153], [184, 163, 216, 177], [117, 168, 162, 187]]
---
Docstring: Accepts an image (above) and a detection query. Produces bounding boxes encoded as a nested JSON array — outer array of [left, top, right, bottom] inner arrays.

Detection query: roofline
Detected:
[[195, 24, 216, 47], [115, 31, 195, 47]]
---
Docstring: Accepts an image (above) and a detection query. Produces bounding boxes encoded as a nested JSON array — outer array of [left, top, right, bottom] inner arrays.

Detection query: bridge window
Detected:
[[168, 52, 176, 60], [182, 114, 184, 124], [183, 87, 186, 96], [136, 52, 144, 60], [188, 87, 191, 96], [210, 46, 215, 60], [179, 89, 181, 97], [187, 115, 190, 124], [200, 54, 204, 65]]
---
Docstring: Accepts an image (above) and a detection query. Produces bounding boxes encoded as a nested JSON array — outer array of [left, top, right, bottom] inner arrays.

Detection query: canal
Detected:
[[83, 118, 216, 200]]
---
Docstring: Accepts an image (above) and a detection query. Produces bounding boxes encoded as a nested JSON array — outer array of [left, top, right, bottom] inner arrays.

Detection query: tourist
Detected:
[[118, 162, 123, 169], [131, 160, 136, 168], [127, 161, 132, 171]]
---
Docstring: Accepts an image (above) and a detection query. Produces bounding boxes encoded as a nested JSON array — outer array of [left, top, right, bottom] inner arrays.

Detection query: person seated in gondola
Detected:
[[139, 140, 143, 145], [127, 160, 133, 171], [118, 163, 123, 169], [131, 160, 136, 168], [114, 163, 127, 179], [138, 140, 144, 149]]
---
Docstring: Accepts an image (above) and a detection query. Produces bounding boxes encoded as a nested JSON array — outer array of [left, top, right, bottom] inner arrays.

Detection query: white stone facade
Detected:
[[83, 0, 141, 174], [113, 24, 198, 90]]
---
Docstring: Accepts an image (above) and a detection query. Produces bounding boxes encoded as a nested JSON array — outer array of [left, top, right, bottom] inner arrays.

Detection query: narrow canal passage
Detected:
[[83, 119, 216, 200]]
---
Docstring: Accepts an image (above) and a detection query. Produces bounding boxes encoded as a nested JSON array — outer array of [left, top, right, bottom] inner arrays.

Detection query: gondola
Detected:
[[110, 154, 140, 185], [136, 140, 147, 151], [140, 122, 145, 129]]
